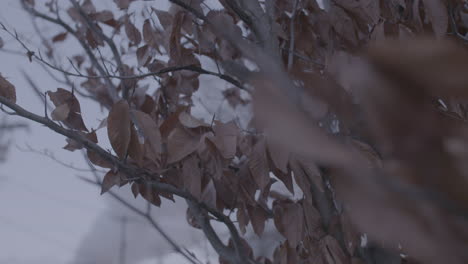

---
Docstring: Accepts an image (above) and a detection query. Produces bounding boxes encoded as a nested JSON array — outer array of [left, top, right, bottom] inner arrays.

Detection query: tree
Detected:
[[1, 0, 468, 263]]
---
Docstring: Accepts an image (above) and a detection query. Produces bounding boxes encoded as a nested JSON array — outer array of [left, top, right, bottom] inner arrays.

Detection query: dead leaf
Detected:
[[113, 0, 135, 9], [248, 138, 270, 190], [130, 110, 162, 162], [178, 112, 209, 128], [101, 170, 121, 194], [422, 0, 448, 38], [52, 32, 68, 42], [125, 17, 141, 45], [0, 74, 16, 103], [47, 88, 88, 131], [51, 103, 70, 121], [107, 100, 131, 159], [167, 127, 202, 163]]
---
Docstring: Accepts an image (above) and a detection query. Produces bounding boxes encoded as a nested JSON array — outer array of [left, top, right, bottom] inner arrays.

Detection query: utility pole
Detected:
[[118, 216, 128, 264]]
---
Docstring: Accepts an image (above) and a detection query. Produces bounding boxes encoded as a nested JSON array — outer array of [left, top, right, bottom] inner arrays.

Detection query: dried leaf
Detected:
[[0, 74, 16, 103], [51, 103, 70, 121], [47, 88, 88, 131], [273, 200, 304, 248], [210, 121, 238, 159], [247, 204, 269, 236], [152, 8, 173, 30], [128, 126, 144, 165], [167, 127, 202, 163], [178, 112, 209, 128], [101, 170, 120, 194], [107, 100, 131, 159], [113, 0, 135, 9], [52, 32, 68, 42], [248, 138, 270, 190], [182, 155, 202, 199], [267, 138, 289, 174], [422, 0, 448, 38], [136, 45, 153, 67], [130, 110, 162, 161], [125, 17, 141, 45]]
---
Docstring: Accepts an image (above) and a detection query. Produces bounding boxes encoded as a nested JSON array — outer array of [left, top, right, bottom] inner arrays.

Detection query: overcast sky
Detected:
[[0, 0, 325, 263]]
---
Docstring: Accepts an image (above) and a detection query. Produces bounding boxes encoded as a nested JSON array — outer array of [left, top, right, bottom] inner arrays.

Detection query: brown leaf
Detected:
[[201, 179, 217, 209], [136, 45, 153, 67], [125, 17, 141, 45], [273, 200, 304, 248], [237, 203, 250, 235], [107, 100, 131, 159], [302, 201, 323, 239], [340, 212, 360, 255], [210, 121, 238, 159], [152, 8, 173, 30], [130, 110, 162, 162], [52, 32, 68, 42], [422, 0, 448, 38], [182, 155, 202, 199], [167, 127, 202, 163], [87, 149, 112, 168], [113, 0, 135, 9], [142, 19, 157, 47], [178, 112, 209, 128], [320, 235, 348, 264], [290, 158, 313, 204], [128, 126, 144, 165], [51, 103, 70, 121], [101, 170, 120, 194], [368, 39, 468, 99], [247, 204, 269, 236], [47, 88, 88, 131], [0, 74, 16, 103], [131, 182, 139, 198], [267, 138, 289, 174], [139, 183, 161, 207], [248, 138, 270, 190]]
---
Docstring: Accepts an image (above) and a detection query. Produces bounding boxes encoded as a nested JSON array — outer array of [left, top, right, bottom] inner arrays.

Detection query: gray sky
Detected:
[[0, 0, 319, 263]]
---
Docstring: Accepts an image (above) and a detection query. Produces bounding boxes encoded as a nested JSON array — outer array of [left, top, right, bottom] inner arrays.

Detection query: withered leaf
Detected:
[[130, 110, 162, 161], [182, 155, 202, 199], [87, 149, 112, 168], [107, 100, 131, 159], [128, 125, 144, 165], [273, 200, 304, 248], [320, 235, 348, 264], [267, 138, 289, 174], [52, 32, 68, 42], [178, 112, 209, 128], [101, 170, 120, 194], [247, 204, 269, 236], [47, 88, 88, 131], [210, 120, 238, 159], [136, 45, 153, 67], [125, 17, 141, 45], [0, 74, 16, 103], [422, 0, 448, 38], [248, 138, 270, 190], [152, 8, 173, 30], [51, 103, 70, 121], [167, 127, 202, 163], [113, 0, 135, 9]]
